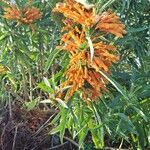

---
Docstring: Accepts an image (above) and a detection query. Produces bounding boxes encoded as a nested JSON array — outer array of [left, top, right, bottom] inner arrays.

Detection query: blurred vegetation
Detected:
[[0, 0, 150, 149]]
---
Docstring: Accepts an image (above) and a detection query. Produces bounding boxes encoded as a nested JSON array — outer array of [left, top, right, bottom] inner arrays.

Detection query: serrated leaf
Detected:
[[0, 34, 8, 41], [50, 113, 61, 125]]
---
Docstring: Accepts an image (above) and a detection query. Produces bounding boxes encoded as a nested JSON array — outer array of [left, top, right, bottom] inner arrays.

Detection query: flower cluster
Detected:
[[3, 4, 42, 28], [54, 0, 126, 101], [53, 0, 96, 27], [96, 10, 126, 38]]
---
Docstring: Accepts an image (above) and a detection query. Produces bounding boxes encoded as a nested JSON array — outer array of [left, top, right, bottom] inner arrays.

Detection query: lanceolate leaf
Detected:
[[98, 70, 129, 100], [44, 49, 60, 73], [99, 0, 117, 13], [86, 35, 94, 62]]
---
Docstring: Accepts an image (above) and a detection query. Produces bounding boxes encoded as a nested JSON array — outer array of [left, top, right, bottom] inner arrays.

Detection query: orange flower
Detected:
[[3, 5, 20, 20], [62, 64, 85, 99], [54, 0, 126, 101], [53, 1, 126, 37], [21, 7, 42, 24], [88, 42, 119, 72], [96, 11, 126, 37], [3, 4, 42, 25], [82, 70, 108, 99], [58, 27, 119, 101], [53, 0, 96, 27]]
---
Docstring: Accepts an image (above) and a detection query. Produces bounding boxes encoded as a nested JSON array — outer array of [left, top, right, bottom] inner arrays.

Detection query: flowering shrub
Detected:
[[0, 0, 149, 149], [3, 3, 42, 30], [53, 0, 126, 102]]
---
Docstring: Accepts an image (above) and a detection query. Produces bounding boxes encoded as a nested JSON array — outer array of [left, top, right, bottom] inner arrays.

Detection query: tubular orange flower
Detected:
[[53, 0, 126, 36], [54, 0, 126, 101], [58, 27, 119, 101], [3, 4, 42, 25], [53, 0, 96, 27], [96, 11, 126, 37], [62, 64, 85, 99], [21, 7, 42, 24], [3, 5, 20, 20]]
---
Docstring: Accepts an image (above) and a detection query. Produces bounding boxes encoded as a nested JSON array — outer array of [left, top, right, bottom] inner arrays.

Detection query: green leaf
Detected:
[[78, 125, 89, 149], [98, 70, 129, 100], [44, 49, 60, 73], [86, 35, 94, 62], [88, 119, 104, 149], [132, 106, 148, 122], [134, 122, 146, 150], [91, 127, 104, 149], [24, 99, 39, 111], [37, 82, 54, 94], [55, 98, 68, 109], [50, 113, 61, 125], [0, 34, 8, 41], [50, 108, 69, 142], [99, 0, 117, 13], [43, 77, 51, 87], [114, 113, 134, 127], [127, 26, 149, 33], [59, 108, 69, 143], [50, 125, 61, 135]]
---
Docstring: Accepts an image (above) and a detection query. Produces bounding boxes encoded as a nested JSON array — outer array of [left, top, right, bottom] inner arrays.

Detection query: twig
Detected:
[[0, 121, 15, 150], [5, 86, 24, 102], [63, 136, 79, 148], [55, 134, 79, 148], [29, 70, 33, 101], [119, 138, 124, 150], [8, 92, 12, 119], [104, 147, 128, 150], [12, 126, 18, 150], [23, 111, 58, 150], [31, 111, 58, 137], [0, 124, 6, 150], [105, 147, 115, 150], [48, 142, 68, 150], [31, 136, 51, 150]]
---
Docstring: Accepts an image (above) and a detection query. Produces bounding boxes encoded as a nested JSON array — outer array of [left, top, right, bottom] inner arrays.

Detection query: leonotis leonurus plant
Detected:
[[54, 0, 126, 101], [3, 0, 42, 30]]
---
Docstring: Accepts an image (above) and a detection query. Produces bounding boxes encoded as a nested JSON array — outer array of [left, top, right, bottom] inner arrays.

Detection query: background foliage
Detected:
[[0, 0, 150, 149]]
